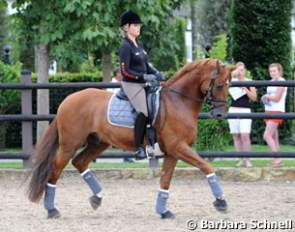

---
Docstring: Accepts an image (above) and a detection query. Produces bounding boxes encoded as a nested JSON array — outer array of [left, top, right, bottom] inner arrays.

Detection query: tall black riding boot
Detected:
[[134, 113, 147, 160]]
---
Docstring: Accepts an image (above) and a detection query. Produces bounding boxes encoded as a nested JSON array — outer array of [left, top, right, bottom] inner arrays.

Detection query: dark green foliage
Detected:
[[0, 61, 21, 149], [196, 0, 231, 45], [12, 0, 187, 73], [230, 0, 293, 144], [194, 105, 232, 151], [0, 61, 21, 114], [230, 0, 292, 75], [147, 17, 186, 71], [194, 119, 232, 151]]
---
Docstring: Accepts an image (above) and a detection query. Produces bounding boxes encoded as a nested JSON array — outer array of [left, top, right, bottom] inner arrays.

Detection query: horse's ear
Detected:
[[228, 65, 237, 73], [226, 65, 238, 83]]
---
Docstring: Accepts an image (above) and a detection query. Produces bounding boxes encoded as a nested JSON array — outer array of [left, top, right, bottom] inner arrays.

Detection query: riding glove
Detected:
[[143, 74, 157, 82], [155, 71, 165, 81]]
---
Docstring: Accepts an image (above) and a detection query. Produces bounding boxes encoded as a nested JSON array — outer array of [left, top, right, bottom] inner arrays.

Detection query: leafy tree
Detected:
[[147, 16, 186, 71], [209, 34, 227, 61], [12, 0, 185, 80], [230, 0, 293, 144], [194, 0, 231, 48]]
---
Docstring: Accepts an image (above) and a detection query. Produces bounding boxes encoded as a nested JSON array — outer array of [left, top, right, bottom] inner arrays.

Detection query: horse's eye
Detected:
[[216, 85, 223, 90]]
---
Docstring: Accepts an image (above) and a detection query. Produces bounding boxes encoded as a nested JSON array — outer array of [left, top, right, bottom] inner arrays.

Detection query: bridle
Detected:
[[203, 69, 227, 107], [169, 69, 227, 107]]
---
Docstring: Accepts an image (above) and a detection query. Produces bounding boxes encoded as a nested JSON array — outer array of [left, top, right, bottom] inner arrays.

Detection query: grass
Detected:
[[2, 159, 295, 169], [223, 144, 295, 152], [1, 145, 294, 169]]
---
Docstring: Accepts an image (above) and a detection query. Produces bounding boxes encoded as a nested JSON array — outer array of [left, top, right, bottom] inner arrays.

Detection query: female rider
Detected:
[[119, 10, 164, 159]]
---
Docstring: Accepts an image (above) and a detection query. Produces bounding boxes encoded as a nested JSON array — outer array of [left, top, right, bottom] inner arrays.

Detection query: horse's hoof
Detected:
[[89, 195, 102, 210], [47, 208, 61, 219], [213, 198, 228, 212], [161, 210, 175, 219]]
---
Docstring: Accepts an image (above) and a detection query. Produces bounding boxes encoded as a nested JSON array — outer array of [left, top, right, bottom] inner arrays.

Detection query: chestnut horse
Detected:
[[27, 59, 234, 219]]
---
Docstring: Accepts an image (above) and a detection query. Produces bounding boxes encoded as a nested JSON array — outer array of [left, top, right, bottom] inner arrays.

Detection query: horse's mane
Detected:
[[165, 59, 214, 87]]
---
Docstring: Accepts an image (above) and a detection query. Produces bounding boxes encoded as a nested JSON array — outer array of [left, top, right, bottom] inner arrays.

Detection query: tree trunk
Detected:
[[36, 44, 49, 141], [102, 52, 112, 82], [190, 0, 198, 60]]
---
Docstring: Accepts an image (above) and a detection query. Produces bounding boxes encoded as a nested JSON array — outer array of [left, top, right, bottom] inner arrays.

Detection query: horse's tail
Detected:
[[26, 119, 59, 202]]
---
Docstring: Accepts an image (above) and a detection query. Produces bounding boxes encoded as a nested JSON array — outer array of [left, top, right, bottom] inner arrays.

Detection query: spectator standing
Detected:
[[228, 62, 257, 167], [262, 63, 287, 167]]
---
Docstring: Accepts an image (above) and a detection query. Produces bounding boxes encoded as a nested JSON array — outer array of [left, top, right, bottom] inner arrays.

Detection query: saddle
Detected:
[[107, 84, 161, 152]]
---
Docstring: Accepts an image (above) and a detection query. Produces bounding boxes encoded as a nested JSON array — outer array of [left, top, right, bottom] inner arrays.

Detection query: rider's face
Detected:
[[127, 24, 141, 38]]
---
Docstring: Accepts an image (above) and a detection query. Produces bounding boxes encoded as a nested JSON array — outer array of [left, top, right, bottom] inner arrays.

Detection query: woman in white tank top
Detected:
[[261, 63, 287, 167]]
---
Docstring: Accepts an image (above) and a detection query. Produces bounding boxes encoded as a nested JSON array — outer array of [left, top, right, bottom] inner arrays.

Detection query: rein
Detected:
[[168, 69, 227, 105], [169, 88, 227, 105], [169, 88, 204, 102]]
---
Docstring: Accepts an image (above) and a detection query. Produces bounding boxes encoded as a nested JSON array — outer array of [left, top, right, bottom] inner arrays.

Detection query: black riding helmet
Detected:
[[120, 10, 142, 27]]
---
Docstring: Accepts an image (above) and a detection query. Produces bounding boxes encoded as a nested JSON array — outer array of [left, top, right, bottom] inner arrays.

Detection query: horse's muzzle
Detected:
[[210, 105, 226, 119]]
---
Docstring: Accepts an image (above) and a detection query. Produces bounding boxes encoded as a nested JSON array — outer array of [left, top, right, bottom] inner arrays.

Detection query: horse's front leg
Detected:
[[156, 155, 178, 219], [175, 142, 228, 212]]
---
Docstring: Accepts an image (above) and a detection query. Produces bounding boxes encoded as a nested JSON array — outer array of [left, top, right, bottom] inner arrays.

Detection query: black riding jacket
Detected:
[[119, 37, 157, 83]]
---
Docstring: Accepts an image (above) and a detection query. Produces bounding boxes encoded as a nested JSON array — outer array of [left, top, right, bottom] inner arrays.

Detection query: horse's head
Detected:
[[166, 59, 236, 119], [199, 60, 235, 119]]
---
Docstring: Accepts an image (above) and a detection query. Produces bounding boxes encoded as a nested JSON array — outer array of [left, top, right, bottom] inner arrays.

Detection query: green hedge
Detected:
[[0, 61, 21, 149], [194, 105, 232, 151]]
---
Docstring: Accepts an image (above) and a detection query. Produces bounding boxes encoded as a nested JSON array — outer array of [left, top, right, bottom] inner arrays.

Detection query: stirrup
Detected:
[[145, 145, 155, 159], [134, 147, 146, 160]]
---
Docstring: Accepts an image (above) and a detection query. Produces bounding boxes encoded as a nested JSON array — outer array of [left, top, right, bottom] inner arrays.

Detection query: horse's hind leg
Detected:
[[45, 146, 77, 218], [72, 134, 110, 210], [156, 155, 178, 219], [175, 143, 228, 212]]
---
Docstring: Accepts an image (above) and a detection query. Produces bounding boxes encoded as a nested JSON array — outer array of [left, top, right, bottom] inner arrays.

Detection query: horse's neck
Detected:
[[164, 77, 203, 117], [171, 74, 203, 102], [172, 73, 202, 93]]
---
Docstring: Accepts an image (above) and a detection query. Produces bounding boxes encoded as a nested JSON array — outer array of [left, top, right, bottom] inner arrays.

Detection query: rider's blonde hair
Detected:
[[120, 25, 128, 38]]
